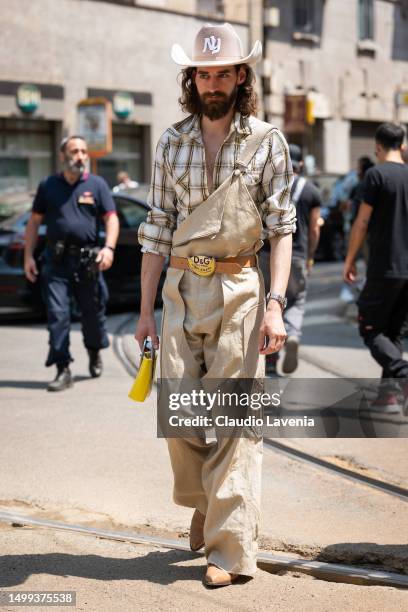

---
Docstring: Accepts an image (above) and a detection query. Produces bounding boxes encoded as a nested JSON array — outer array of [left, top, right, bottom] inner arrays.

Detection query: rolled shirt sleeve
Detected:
[[138, 133, 177, 256], [259, 129, 296, 238]]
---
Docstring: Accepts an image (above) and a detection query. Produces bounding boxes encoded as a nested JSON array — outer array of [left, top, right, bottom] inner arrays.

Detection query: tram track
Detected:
[[263, 439, 408, 502], [112, 313, 408, 505], [1, 311, 405, 593], [0, 511, 407, 589]]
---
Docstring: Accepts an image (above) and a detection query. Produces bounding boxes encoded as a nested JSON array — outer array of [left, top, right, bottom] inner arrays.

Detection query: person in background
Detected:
[[113, 171, 139, 192], [264, 144, 321, 375], [339, 156, 374, 304], [24, 136, 119, 391], [344, 123, 408, 413]]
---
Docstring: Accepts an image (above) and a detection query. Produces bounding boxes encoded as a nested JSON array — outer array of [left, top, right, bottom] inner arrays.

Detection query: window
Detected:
[[0, 118, 55, 191], [113, 197, 148, 229], [197, 0, 224, 16], [358, 0, 374, 40], [294, 0, 315, 33], [97, 123, 144, 188]]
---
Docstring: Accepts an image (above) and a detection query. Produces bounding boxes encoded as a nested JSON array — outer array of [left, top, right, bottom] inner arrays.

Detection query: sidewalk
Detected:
[[118, 268, 408, 570], [0, 264, 407, 608], [1, 523, 406, 612]]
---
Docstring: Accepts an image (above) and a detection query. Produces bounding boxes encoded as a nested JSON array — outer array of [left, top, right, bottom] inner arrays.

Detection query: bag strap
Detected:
[[235, 120, 276, 170]]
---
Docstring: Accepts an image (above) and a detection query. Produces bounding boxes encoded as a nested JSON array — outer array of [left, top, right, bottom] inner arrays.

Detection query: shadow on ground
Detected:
[[0, 549, 205, 588], [0, 376, 93, 390]]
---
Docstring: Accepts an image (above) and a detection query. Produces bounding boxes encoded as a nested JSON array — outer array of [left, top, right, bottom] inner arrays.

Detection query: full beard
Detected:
[[63, 158, 86, 176], [199, 86, 237, 121]]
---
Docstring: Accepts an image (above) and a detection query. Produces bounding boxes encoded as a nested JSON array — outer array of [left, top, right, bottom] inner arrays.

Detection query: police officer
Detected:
[[24, 136, 119, 391]]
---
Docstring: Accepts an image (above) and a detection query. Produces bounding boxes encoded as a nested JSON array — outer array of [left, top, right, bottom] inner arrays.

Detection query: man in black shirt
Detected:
[[344, 123, 408, 412], [24, 136, 119, 391]]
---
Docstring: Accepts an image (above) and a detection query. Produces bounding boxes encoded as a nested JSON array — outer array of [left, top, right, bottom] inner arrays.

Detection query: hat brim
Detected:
[[171, 40, 262, 67]]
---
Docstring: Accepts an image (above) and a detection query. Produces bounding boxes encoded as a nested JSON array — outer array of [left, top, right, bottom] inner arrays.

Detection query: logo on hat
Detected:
[[202, 36, 221, 55], [171, 22, 262, 67]]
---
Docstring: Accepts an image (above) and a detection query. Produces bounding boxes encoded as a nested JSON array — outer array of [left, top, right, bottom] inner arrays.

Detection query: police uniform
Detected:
[[32, 172, 116, 368]]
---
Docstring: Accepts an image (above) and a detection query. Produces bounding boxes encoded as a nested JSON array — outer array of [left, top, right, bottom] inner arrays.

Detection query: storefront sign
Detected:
[[113, 92, 135, 119], [77, 97, 112, 157], [16, 84, 41, 114]]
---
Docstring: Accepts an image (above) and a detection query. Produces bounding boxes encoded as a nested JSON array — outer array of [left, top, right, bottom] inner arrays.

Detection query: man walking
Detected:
[[24, 136, 119, 391], [264, 144, 321, 374], [344, 123, 408, 412], [136, 23, 295, 586]]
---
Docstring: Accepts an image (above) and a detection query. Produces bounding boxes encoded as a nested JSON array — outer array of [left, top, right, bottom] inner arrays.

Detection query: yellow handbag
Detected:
[[128, 338, 157, 402]]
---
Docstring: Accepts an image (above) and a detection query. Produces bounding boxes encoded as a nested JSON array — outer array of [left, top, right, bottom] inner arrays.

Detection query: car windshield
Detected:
[[0, 189, 150, 231], [0, 191, 32, 224], [113, 183, 150, 202], [114, 197, 148, 228]]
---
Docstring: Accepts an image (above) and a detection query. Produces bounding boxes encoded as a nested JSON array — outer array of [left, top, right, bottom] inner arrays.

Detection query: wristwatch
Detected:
[[266, 292, 287, 311]]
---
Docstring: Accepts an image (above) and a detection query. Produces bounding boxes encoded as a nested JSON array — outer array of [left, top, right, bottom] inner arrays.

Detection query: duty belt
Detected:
[[47, 241, 96, 256], [170, 255, 257, 277]]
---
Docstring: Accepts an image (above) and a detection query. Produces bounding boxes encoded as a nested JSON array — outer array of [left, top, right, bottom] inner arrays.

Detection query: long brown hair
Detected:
[[178, 64, 258, 117]]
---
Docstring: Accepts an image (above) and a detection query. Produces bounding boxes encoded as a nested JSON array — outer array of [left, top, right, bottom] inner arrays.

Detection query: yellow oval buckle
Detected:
[[187, 255, 216, 277]]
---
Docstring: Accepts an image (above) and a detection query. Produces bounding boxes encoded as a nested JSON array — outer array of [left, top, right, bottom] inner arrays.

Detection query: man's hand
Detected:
[[24, 256, 39, 283], [343, 259, 357, 284], [96, 247, 114, 271], [135, 313, 159, 351], [258, 302, 287, 355]]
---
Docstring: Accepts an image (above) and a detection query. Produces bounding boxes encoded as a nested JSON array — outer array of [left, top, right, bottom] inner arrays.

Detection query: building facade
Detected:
[[262, 0, 408, 173], [0, 0, 407, 193], [0, 0, 248, 191]]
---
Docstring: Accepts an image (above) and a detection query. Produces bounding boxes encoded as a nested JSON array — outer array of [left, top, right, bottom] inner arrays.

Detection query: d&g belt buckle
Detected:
[[187, 255, 216, 277]]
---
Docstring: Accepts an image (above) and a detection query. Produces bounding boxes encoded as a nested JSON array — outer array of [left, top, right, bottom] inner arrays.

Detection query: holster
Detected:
[[76, 247, 100, 282]]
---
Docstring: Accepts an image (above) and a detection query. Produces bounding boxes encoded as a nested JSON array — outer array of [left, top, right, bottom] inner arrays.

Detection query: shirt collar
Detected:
[[58, 171, 89, 185], [180, 112, 252, 143]]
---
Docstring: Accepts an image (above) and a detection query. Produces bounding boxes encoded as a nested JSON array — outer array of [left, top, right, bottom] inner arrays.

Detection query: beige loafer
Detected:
[[205, 564, 238, 587], [189, 509, 205, 552]]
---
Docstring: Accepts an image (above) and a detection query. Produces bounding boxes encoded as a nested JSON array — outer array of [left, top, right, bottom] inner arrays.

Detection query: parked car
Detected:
[[0, 186, 163, 318]]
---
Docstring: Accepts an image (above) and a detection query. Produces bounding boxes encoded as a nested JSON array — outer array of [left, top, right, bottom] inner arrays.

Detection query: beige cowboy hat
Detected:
[[171, 23, 262, 67]]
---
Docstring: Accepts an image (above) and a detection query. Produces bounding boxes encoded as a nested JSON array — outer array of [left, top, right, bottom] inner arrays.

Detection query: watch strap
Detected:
[[266, 292, 287, 310]]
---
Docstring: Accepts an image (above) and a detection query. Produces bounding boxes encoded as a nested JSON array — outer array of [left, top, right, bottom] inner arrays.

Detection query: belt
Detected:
[[170, 255, 257, 276], [47, 241, 95, 256], [66, 245, 86, 256]]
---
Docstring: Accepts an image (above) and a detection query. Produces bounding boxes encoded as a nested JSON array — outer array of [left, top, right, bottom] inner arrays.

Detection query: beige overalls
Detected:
[[160, 120, 274, 577]]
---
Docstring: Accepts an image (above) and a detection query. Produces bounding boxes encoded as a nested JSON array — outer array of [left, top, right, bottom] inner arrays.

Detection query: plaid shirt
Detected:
[[138, 112, 295, 256]]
